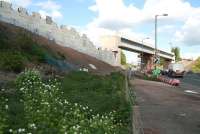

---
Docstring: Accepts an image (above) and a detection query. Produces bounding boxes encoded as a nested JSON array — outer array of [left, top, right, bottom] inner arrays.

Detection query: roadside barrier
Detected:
[[158, 76, 180, 86]]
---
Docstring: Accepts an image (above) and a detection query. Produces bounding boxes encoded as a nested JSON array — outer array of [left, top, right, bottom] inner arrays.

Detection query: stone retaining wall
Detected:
[[0, 1, 118, 66]]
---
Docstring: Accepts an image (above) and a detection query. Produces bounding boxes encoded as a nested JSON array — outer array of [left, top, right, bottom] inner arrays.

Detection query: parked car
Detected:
[[168, 63, 185, 77], [161, 69, 169, 75]]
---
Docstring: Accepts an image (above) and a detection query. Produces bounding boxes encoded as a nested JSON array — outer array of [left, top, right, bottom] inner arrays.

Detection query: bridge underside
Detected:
[[100, 36, 174, 69], [119, 46, 172, 70]]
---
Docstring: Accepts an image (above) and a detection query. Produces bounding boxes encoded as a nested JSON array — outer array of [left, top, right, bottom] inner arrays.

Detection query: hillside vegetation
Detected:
[[0, 21, 131, 133], [0, 21, 117, 75], [0, 70, 131, 133], [0, 24, 64, 73]]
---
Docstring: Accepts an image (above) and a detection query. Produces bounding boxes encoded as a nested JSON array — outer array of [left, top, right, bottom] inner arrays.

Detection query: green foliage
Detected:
[[0, 29, 64, 72], [152, 68, 161, 77], [171, 47, 181, 62], [0, 92, 8, 133], [0, 69, 130, 133], [61, 71, 131, 132], [121, 51, 127, 65], [0, 51, 26, 73], [192, 57, 200, 73]]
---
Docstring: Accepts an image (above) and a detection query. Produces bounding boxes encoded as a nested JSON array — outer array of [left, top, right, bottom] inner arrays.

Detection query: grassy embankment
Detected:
[[0, 25, 131, 133], [0, 70, 131, 133]]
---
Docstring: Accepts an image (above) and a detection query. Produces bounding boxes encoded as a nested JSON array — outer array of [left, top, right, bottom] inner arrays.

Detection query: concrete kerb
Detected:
[[125, 71, 144, 134]]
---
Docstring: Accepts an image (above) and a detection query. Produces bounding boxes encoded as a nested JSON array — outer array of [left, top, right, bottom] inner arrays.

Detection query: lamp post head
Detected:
[[155, 14, 168, 17], [163, 13, 168, 16]]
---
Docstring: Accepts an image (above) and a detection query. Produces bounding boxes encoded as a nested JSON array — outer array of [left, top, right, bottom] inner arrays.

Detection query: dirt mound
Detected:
[[0, 21, 119, 75]]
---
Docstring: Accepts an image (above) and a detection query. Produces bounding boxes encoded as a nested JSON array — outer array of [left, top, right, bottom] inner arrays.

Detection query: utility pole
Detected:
[[154, 13, 168, 69]]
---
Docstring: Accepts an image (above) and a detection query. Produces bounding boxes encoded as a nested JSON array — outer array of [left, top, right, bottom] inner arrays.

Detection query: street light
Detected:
[[155, 13, 168, 69], [141, 37, 150, 71]]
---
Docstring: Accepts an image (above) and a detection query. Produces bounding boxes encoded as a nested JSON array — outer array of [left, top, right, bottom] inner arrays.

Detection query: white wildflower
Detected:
[[5, 105, 8, 110], [9, 129, 13, 132]]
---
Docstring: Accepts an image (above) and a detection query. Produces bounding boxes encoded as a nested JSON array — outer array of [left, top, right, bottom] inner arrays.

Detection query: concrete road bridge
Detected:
[[100, 35, 174, 70]]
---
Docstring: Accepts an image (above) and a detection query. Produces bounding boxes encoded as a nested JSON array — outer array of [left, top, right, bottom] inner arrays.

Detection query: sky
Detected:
[[3, 0, 200, 64]]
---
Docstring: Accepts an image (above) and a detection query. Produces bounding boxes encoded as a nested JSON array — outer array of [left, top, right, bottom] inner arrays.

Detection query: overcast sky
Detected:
[[4, 0, 200, 63]]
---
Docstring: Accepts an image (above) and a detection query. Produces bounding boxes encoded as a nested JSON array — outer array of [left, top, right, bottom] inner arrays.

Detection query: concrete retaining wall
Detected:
[[0, 1, 118, 66]]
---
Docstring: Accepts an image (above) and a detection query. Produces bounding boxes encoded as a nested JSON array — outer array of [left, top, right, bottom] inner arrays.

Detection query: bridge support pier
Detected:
[[141, 54, 154, 72]]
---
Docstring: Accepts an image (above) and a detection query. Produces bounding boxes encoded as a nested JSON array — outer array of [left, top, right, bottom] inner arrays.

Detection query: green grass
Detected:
[[0, 71, 131, 133], [61, 71, 131, 131], [0, 28, 63, 73]]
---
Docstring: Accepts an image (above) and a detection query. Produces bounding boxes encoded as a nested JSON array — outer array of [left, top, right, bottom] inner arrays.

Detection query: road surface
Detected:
[[179, 73, 200, 94], [131, 79, 200, 134]]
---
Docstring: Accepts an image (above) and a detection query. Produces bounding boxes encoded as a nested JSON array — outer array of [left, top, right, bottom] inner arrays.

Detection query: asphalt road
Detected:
[[178, 73, 200, 95], [131, 79, 200, 134], [181, 73, 200, 86]]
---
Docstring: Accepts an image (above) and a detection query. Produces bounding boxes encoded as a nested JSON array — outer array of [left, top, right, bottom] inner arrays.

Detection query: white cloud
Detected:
[[2, 0, 32, 7], [84, 0, 200, 60], [1, 0, 11, 2], [85, 0, 200, 48], [182, 52, 199, 60], [36, 0, 62, 20], [158, 25, 175, 33], [175, 15, 200, 46], [88, 0, 199, 31], [83, 25, 115, 47], [13, 0, 32, 7], [88, 5, 98, 12], [36, 0, 61, 11], [88, 0, 142, 30]]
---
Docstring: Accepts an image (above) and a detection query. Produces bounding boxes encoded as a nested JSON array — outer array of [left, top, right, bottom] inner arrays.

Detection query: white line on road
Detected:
[[184, 90, 199, 94]]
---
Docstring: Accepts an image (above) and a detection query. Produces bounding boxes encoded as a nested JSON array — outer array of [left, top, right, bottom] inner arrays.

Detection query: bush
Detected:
[[0, 51, 26, 73], [192, 57, 200, 73], [0, 69, 124, 133]]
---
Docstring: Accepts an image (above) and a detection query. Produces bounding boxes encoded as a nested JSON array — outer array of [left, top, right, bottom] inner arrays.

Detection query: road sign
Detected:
[[154, 57, 160, 64]]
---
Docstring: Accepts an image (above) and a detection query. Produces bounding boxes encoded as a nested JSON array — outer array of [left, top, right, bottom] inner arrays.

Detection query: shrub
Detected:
[[0, 51, 26, 73], [192, 57, 200, 73]]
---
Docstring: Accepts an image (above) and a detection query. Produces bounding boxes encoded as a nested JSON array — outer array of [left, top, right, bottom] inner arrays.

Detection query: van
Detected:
[[168, 63, 185, 77]]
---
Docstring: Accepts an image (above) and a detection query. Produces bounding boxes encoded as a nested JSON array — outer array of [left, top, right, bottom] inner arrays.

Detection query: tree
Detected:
[[121, 51, 126, 65], [171, 47, 181, 62], [192, 57, 200, 72]]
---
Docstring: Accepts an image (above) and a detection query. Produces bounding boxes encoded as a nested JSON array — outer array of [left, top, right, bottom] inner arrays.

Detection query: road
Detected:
[[178, 73, 200, 95], [131, 79, 200, 134]]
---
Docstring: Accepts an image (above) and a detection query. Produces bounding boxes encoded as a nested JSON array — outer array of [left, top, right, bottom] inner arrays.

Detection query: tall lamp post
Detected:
[[141, 37, 150, 71], [155, 13, 168, 69]]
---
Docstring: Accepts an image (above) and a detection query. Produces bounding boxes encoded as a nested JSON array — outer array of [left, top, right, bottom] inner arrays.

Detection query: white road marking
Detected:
[[184, 90, 199, 94]]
